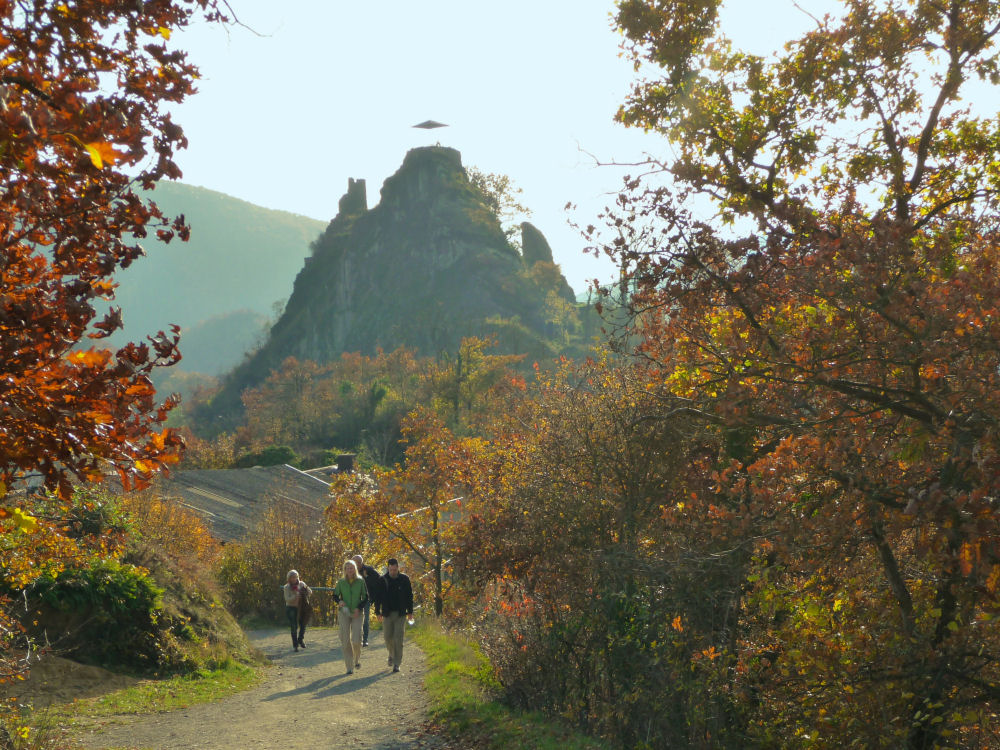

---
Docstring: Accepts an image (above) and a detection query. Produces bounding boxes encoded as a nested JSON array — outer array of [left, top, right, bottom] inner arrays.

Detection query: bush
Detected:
[[233, 445, 298, 468], [29, 560, 164, 670], [216, 498, 344, 624], [9, 489, 253, 677], [121, 488, 221, 570], [470, 556, 746, 749]]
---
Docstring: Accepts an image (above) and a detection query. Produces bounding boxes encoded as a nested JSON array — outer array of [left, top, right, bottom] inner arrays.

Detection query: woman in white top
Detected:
[[282, 569, 313, 652]]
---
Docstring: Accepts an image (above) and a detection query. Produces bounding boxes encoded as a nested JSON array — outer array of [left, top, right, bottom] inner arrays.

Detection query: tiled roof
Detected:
[[156, 464, 331, 542]]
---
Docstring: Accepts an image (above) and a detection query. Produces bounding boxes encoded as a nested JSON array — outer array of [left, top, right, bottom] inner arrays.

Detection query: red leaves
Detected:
[[0, 2, 227, 498]]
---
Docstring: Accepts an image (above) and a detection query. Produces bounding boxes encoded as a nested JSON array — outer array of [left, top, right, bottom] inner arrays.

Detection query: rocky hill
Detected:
[[204, 146, 581, 424]]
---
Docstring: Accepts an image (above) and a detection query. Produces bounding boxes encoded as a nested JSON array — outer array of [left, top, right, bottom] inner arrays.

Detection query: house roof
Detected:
[[156, 464, 331, 542]]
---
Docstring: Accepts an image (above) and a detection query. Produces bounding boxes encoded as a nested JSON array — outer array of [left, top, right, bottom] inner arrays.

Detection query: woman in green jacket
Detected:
[[333, 559, 368, 674]]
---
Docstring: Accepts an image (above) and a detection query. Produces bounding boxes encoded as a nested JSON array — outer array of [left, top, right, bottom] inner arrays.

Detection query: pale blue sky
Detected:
[[168, 1, 838, 294]]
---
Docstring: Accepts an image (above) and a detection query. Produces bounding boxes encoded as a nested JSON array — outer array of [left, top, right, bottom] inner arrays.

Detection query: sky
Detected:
[[168, 1, 840, 295]]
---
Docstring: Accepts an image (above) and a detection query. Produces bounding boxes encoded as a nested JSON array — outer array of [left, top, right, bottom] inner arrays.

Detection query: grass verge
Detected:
[[410, 619, 607, 750], [46, 660, 264, 727]]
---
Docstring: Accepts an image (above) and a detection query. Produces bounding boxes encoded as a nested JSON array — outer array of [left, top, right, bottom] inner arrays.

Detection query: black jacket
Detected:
[[358, 563, 381, 607], [375, 572, 413, 616]]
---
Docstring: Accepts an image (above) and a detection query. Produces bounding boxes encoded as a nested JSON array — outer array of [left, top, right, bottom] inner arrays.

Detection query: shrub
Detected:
[[120, 488, 221, 570], [216, 497, 344, 624], [233, 444, 299, 468], [29, 560, 163, 670], [473, 562, 743, 750]]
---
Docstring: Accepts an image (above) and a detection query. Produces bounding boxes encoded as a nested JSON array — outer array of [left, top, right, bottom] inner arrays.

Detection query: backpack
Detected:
[[297, 586, 312, 627]]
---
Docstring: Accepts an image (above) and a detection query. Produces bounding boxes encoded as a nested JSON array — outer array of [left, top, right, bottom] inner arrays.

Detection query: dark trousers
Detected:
[[285, 605, 305, 646], [361, 601, 371, 644]]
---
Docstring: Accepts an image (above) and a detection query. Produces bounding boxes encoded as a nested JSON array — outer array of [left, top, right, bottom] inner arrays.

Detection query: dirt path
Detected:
[[71, 626, 446, 750]]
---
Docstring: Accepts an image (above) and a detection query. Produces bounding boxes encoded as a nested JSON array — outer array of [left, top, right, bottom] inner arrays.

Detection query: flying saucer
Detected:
[[412, 120, 448, 129]]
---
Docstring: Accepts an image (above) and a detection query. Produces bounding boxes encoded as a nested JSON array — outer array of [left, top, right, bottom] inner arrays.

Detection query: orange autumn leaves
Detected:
[[1, 0, 228, 693], [0, 0, 232, 500], [600, 0, 1000, 744], [83, 140, 126, 169]]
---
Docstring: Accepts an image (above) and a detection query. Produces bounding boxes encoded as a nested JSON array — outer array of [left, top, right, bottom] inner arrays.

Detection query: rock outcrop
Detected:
[[521, 220, 576, 304], [206, 146, 576, 423]]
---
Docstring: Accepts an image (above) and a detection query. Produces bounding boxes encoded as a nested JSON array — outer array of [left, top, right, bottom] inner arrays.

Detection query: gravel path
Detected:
[[71, 625, 446, 750]]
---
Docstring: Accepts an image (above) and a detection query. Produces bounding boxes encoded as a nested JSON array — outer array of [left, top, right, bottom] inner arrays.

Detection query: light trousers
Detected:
[[383, 611, 407, 668], [339, 608, 363, 670]]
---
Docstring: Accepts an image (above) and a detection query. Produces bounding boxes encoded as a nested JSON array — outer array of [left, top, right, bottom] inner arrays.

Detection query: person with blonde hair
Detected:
[[282, 569, 312, 652], [352, 553, 381, 647], [333, 559, 368, 674]]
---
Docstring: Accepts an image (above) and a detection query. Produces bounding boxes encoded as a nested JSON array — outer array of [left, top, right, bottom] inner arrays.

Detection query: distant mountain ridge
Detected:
[[106, 181, 326, 375]]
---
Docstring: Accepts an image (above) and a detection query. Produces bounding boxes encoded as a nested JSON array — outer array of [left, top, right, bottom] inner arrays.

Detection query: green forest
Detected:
[[4, 1, 1000, 748]]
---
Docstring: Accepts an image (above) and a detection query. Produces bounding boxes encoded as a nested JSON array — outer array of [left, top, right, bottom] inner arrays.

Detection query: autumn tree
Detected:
[[235, 348, 428, 466], [425, 336, 525, 432], [467, 166, 532, 249], [601, 0, 1000, 745], [448, 353, 736, 747], [240, 358, 342, 450], [326, 409, 484, 615], [0, 0, 228, 687], [0, 0, 232, 496]]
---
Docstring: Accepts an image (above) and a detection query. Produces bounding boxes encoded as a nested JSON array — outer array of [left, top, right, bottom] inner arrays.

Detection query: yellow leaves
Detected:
[[84, 141, 126, 169], [68, 349, 110, 367], [11, 508, 38, 533], [91, 280, 115, 297], [83, 410, 113, 425], [671, 615, 684, 632], [134, 459, 154, 474], [139, 25, 172, 39], [986, 565, 1000, 594], [959, 542, 978, 577]]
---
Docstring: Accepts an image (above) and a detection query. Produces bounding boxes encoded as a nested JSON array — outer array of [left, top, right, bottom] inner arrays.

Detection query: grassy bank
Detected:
[[47, 660, 264, 727], [2, 659, 264, 749], [410, 620, 607, 750]]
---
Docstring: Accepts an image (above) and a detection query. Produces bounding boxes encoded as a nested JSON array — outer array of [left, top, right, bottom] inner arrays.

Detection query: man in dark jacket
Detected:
[[375, 558, 413, 673], [352, 554, 381, 647]]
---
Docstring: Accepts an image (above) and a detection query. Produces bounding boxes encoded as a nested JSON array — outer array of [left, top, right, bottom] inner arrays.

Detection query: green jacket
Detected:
[[333, 576, 368, 610]]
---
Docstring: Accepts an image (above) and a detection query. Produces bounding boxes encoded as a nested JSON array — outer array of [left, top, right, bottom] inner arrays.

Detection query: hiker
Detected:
[[352, 553, 381, 647], [333, 559, 368, 674], [282, 569, 313, 652], [375, 558, 413, 673]]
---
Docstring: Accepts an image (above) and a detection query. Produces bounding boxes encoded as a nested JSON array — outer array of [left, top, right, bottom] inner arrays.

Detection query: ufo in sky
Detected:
[[412, 120, 448, 130]]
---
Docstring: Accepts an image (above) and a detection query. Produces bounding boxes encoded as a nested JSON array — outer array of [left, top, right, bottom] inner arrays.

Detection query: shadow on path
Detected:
[[71, 624, 442, 749]]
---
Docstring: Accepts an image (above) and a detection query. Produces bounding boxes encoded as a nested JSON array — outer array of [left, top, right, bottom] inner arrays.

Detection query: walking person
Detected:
[[333, 559, 368, 674], [352, 553, 381, 647], [375, 558, 413, 673], [282, 570, 312, 652]]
